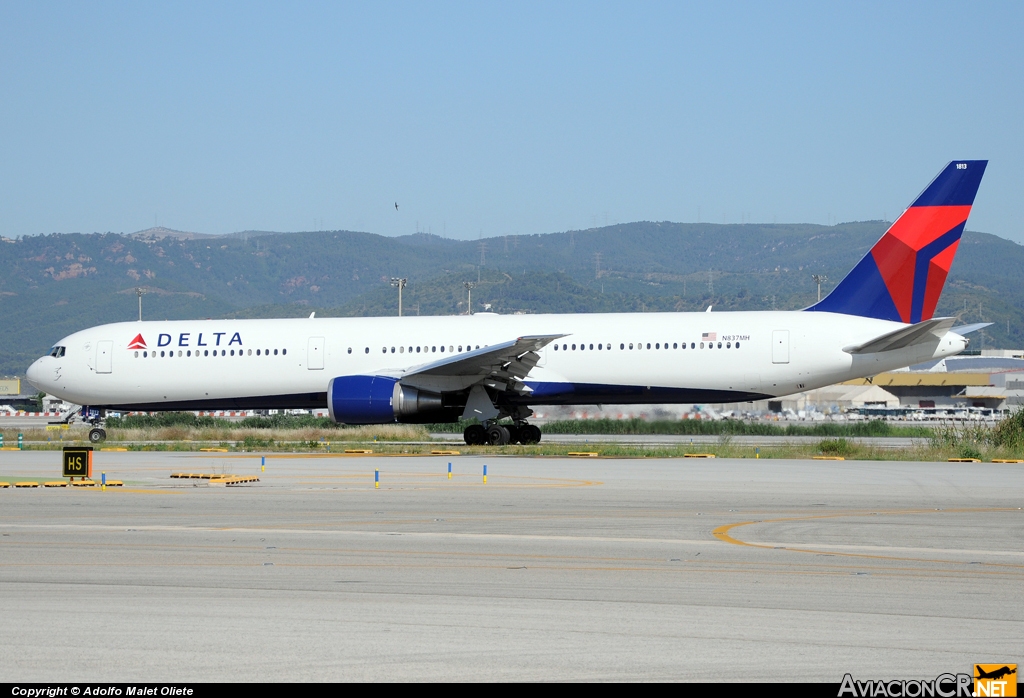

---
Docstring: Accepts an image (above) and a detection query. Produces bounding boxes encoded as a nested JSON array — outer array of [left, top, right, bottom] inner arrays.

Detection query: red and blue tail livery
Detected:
[[808, 160, 987, 323]]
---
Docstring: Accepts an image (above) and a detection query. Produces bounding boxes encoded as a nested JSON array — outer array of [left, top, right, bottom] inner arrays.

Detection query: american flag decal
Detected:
[[702, 332, 716, 341]]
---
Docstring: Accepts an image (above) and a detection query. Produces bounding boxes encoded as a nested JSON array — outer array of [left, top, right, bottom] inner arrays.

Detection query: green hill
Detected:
[[1, 221, 1021, 376]]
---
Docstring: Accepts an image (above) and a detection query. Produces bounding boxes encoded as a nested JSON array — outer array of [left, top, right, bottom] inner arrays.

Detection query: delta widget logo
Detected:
[[127, 334, 147, 350]]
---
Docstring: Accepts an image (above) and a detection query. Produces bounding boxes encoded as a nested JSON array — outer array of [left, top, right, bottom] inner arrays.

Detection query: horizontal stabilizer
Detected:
[[951, 322, 992, 335], [843, 317, 955, 355]]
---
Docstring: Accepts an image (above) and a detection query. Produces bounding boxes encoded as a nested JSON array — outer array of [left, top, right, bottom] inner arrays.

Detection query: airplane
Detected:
[[975, 666, 1016, 681], [26, 160, 988, 445]]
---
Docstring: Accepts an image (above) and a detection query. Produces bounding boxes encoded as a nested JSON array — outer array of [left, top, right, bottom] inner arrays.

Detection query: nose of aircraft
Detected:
[[26, 357, 46, 392]]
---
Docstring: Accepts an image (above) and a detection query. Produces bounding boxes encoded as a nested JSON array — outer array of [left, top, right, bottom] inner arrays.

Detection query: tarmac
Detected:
[[1, 449, 1021, 681]]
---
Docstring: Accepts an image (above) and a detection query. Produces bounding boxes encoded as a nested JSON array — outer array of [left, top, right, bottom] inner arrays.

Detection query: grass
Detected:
[[3, 432, 1022, 462], [428, 417, 934, 438], [2, 412, 1023, 462]]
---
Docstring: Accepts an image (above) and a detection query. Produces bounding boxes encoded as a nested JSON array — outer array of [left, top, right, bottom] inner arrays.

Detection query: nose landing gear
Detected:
[[78, 406, 107, 443]]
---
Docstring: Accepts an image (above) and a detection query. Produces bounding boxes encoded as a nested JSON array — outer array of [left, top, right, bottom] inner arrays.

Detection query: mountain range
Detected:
[[1, 221, 1021, 377]]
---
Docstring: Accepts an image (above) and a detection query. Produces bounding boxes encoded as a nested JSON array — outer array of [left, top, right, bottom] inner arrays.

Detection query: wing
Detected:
[[378, 334, 566, 394], [843, 317, 955, 355]]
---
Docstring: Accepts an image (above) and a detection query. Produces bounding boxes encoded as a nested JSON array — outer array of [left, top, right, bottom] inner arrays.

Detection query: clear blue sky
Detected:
[[2, 2, 1022, 241]]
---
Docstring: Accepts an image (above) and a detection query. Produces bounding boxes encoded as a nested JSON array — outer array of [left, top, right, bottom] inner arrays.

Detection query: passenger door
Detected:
[[96, 341, 113, 374], [307, 337, 325, 370], [771, 330, 790, 364]]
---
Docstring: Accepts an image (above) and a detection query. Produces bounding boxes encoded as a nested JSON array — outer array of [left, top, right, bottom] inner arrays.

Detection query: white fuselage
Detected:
[[26, 310, 968, 413]]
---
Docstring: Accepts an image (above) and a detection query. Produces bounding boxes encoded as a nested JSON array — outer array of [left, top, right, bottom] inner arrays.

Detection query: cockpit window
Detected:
[[49, 346, 66, 358]]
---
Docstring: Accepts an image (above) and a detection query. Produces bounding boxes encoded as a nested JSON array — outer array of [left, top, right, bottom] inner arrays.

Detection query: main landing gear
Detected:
[[463, 422, 542, 446]]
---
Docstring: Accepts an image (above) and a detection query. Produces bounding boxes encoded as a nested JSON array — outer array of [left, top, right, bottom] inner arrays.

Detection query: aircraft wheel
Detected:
[[520, 424, 541, 444], [486, 425, 510, 446], [88, 428, 106, 443], [464, 424, 486, 446]]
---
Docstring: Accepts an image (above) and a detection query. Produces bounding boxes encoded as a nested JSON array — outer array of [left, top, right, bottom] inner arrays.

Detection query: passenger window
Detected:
[[646, 343, 651, 349], [458, 345, 463, 352], [673, 343, 677, 349], [736, 342, 741, 349], [416, 347, 421, 353], [717, 342, 722, 349], [554, 344, 558, 351], [726, 342, 731, 348], [629, 343, 633, 349], [620, 343, 624, 350], [655, 343, 660, 349], [283, 349, 287, 355], [700, 343, 704, 349], [230, 350, 235, 356], [440, 346, 445, 353], [691, 342, 695, 349], [589, 344, 593, 350], [432, 346, 436, 352], [399, 346, 404, 353], [160, 351, 165, 357]]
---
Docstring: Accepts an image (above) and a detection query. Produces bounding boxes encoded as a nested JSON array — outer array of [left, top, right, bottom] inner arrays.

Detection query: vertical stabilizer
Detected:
[[808, 160, 987, 323]]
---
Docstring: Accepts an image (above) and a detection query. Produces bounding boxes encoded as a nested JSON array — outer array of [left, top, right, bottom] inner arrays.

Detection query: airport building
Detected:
[[736, 350, 1024, 416]]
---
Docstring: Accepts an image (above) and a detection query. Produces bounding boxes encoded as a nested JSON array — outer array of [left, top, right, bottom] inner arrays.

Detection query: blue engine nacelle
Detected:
[[327, 375, 446, 424], [328, 375, 398, 424]]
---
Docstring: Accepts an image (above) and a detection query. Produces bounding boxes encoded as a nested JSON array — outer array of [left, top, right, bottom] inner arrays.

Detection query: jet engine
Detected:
[[327, 375, 457, 424]]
